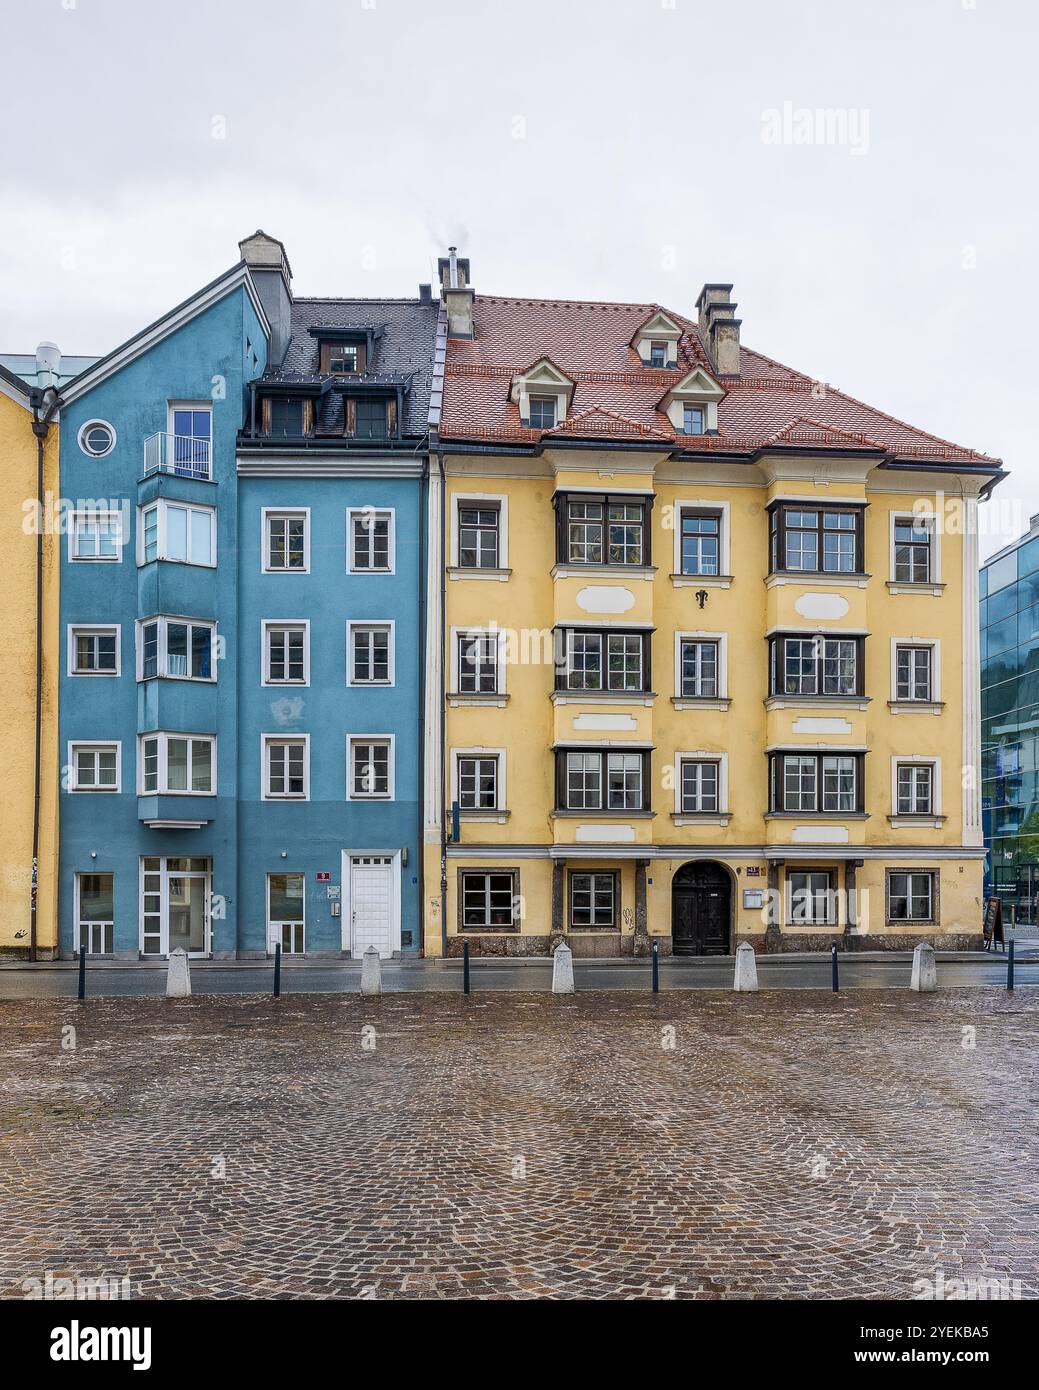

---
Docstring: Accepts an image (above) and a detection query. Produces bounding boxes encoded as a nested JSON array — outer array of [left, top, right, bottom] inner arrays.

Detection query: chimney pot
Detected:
[[35, 341, 61, 390], [437, 248, 474, 338], [418, 283, 432, 304]]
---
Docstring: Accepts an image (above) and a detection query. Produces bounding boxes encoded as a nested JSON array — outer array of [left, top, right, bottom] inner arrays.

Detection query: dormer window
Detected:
[[649, 341, 668, 368], [634, 312, 682, 367], [328, 342, 360, 374], [344, 395, 398, 440], [261, 396, 314, 437], [529, 396, 556, 430], [683, 404, 705, 436]]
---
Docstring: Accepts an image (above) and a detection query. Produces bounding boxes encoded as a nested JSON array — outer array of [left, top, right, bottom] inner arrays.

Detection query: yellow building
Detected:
[[0, 352, 62, 957], [423, 258, 1002, 955]]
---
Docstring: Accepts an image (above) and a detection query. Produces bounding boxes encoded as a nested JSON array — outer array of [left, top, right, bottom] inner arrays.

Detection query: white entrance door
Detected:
[[349, 855, 396, 957]]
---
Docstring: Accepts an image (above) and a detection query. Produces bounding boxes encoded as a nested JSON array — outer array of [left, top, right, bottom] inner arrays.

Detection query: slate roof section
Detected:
[[258, 297, 439, 439], [441, 295, 999, 465]]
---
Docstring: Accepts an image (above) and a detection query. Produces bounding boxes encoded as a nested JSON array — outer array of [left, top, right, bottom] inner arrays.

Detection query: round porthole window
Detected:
[[78, 420, 116, 457]]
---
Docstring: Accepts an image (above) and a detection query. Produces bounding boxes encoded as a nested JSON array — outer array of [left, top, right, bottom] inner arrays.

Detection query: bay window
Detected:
[[769, 634, 862, 698], [769, 752, 863, 814], [769, 503, 863, 575], [557, 748, 650, 812], [139, 733, 215, 795]]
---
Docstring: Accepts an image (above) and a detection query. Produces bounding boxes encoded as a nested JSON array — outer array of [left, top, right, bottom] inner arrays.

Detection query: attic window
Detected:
[[649, 341, 668, 368], [683, 405, 705, 436], [529, 396, 556, 430], [262, 396, 314, 437], [321, 339, 366, 374], [344, 395, 398, 440]]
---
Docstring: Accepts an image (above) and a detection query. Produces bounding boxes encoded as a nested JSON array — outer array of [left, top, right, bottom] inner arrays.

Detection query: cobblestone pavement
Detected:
[[1, 990, 1036, 1300]]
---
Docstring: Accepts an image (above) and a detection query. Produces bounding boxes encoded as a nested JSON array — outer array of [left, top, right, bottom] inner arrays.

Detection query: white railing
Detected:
[[143, 432, 211, 480]]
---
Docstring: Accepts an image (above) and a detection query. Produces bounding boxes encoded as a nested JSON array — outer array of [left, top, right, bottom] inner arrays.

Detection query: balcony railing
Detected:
[[143, 432, 211, 480]]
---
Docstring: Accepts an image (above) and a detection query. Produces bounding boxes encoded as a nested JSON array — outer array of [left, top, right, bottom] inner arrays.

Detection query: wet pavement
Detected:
[[1, 988, 1036, 1299], [0, 953, 1031, 997]]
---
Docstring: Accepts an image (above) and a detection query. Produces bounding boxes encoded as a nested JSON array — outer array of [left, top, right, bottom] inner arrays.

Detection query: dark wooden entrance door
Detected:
[[672, 862, 730, 955]]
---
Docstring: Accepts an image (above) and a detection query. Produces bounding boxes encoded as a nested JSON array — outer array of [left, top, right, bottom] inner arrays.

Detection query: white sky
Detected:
[[1, 0, 1035, 558]]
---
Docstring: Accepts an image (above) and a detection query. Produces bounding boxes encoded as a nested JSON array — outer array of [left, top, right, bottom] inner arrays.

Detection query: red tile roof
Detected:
[[440, 295, 999, 464]]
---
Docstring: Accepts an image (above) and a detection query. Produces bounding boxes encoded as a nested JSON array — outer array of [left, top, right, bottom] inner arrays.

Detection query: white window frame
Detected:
[[68, 741, 122, 793], [890, 638, 941, 703], [674, 751, 728, 816], [891, 756, 942, 817], [450, 625, 507, 695], [347, 620, 396, 686], [889, 510, 941, 585], [262, 507, 311, 574], [451, 493, 509, 570], [887, 870, 937, 924], [347, 507, 395, 575], [261, 733, 311, 801], [674, 630, 728, 700], [137, 732, 217, 796], [135, 617, 217, 683], [267, 871, 306, 954], [137, 499, 217, 568], [261, 619, 310, 687], [74, 871, 115, 954], [77, 419, 117, 458], [68, 624, 121, 678], [68, 509, 124, 562], [451, 747, 506, 813], [672, 499, 730, 578], [139, 856, 212, 958], [347, 735, 395, 801]]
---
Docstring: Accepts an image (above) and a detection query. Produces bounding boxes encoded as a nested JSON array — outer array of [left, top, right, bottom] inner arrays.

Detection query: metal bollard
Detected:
[[831, 941, 839, 993], [1007, 937, 1015, 991], [651, 940, 659, 994], [463, 940, 470, 995], [273, 941, 281, 997], [77, 944, 86, 1001]]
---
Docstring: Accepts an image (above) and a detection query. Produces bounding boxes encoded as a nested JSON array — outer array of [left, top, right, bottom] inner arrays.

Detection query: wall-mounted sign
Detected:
[[743, 889, 765, 910], [316, 872, 331, 882], [745, 866, 762, 877]]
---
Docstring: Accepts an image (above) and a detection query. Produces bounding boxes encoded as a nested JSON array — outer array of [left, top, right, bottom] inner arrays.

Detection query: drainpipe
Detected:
[[29, 344, 62, 963], [416, 446, 428, 955]]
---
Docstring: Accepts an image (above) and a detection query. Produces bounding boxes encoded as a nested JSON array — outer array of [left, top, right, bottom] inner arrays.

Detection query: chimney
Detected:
[[35, 341, 61, 390], [418, 283, 432, 305], [695, 283, 741, 376], [437, 246, 474, 338], [239, 230, 293, 366]]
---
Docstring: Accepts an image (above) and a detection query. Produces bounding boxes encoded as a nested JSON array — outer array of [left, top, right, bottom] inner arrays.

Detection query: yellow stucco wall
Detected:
[[426, 447, 984, 954], [0, 389, 59, 955]]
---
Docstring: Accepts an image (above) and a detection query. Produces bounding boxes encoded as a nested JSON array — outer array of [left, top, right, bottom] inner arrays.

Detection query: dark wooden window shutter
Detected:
[[387, 397, 398, 435], [345, 398, 357, 436], [261, 397, 272, 435]]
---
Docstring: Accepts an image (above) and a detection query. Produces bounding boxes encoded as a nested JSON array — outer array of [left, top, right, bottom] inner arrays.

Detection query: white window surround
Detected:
[[261, 733, 311, 801], [888, 509, 942, 589], [135, 617, 217, 683], [262, 507, 311, 574], [673, 630, 729, 707], [68, 741, 122, 793], [671, 498, 731, 583], [77, 419, 117, 458], [451, 746, 507, 819], [67, 624, 121, 677], [449, 492, 510, 571], [889, 755, 943, 824], [137, 732, 217, 796], [68, 509, 124, 562], [673, 750, 729, 822], [890, 637, 941, 705], [508, 358, 574, 427], [347, 734, 396, 801], [449, 625, 508, 697], [347, 620, 396, 686], [660, 367, 725, 434], [261, 619, 310, 687], [347, 507, 396, 574], [137, 499, 216, 568]]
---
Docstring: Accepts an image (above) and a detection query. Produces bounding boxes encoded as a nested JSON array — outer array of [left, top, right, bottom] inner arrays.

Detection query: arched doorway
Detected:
[[672, 861, 731, 956]]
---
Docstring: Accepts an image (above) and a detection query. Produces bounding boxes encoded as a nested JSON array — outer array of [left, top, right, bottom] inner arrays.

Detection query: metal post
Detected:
[[273, 941, 281, 997], [1007, 937, 1015, 992], [463, 940, 470, 995], [77, 944, 86, 1001], [831, 940, 839, 993], [651, 940, 659, 994]]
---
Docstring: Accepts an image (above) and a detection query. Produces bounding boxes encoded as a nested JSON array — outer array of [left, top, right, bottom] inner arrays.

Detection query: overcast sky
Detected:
[[1, 0, 1034, 558]]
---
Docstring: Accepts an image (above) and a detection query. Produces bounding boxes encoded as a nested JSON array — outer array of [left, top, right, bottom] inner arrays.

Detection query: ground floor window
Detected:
[[459, 870, 518, 930], [267, 872, 305, 953], [75, 872, 113, 953], [569, 871, 617, 928], [787, 870, 837, 924], [887, 870, 937, 923], [141, 857, 212, 955]]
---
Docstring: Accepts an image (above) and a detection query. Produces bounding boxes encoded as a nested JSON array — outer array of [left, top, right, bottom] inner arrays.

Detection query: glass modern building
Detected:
[[981, 514, 1039, 922]]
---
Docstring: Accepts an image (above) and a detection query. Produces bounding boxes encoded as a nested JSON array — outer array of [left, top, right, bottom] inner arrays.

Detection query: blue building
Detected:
[[58, 232, 437, 958], [981, 513, 1039, 923]]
